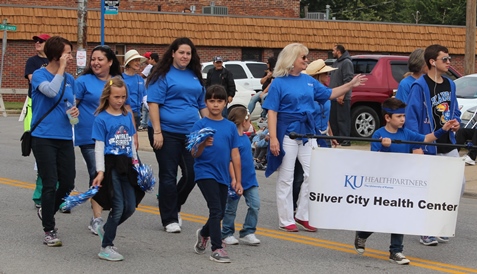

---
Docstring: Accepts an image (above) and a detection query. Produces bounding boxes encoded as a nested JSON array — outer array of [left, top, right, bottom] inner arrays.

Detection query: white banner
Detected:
[[308, 148, 465, 236]]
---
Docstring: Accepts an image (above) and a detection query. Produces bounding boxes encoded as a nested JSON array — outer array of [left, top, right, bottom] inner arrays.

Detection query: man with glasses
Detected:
[[329, 44, 354, 146], [405, 44, 461, 246], [24, 33, 51, 209], [205, 56, 236, 117]]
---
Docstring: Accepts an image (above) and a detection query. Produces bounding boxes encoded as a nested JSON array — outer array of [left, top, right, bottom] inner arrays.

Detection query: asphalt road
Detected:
[[1, 116, 477, 274]]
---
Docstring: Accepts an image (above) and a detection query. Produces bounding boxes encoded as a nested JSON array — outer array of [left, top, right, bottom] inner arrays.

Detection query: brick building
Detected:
[[0, 1, 474, 102]]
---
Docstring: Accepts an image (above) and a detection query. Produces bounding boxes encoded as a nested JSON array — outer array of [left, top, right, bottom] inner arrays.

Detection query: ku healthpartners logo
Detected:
[[344, 175, 428, 190]]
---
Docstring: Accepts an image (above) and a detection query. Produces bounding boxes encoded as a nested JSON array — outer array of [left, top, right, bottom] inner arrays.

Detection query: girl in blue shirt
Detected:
[[147, 37, 208, 233], [262, 43, 366, 233], [75, 45, 122, 235], [222, 107, 261, 246], [31, 36, 78, 247], [192, 85, 242, 263], [91, 76, 143, 261]]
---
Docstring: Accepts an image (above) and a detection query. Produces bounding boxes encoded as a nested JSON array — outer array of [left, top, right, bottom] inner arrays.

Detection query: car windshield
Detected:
[[456, 76, 477, 98]]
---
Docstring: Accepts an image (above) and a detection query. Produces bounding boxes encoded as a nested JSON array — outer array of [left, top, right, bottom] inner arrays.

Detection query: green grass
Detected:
[[4, 102, 24, 110]]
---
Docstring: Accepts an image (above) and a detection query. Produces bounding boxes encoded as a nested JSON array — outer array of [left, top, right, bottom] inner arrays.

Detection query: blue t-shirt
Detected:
[[237, 134, 259, 190], [395, 75, 416, 104], [31, 68, 75, 140], [314, 100, 331, 132], [74, 74, 106, 146], [192, 117, 239, 186], [263, 74, 332, 134], [123, 72, 145, 114], [147, 66, 206, 134], [371, 127, 425, 153], [91, 111, 136, 157]]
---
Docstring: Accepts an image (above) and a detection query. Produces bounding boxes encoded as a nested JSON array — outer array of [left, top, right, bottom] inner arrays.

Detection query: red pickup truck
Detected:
[[349, 55, 462, 138]]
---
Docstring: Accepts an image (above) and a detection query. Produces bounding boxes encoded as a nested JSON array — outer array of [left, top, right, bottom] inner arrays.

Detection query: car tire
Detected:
[[351, 106, 379, 138]]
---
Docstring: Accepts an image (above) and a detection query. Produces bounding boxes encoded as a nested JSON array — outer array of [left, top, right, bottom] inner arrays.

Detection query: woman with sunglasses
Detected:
[[30, 36, 78, 246], [147, 37, 208, 233], [262, 43, 365, 232], [25, 33, 51, 209], [74, 45, 122, 235]]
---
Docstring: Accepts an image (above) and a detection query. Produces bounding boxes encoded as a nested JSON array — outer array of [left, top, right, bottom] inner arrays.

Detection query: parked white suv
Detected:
[[201, 61, 267, 92]]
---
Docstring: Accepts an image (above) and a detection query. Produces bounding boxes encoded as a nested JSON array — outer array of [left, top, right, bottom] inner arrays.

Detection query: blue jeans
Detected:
[[140, 104, 149, 127], [222, 186, 260, 238], [357, 231, 404, 253], [102, 168, 136, 248], [31, 137, 75, 232], [148, 128, 196, 226], [197, 179, 227, 251], [248, 92, 262, 113], [80, 144, 96, 187]]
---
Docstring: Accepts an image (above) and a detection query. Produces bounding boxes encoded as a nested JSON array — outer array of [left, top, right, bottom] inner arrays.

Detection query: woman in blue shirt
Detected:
[[75, 45, 122, 235], [31, 36, 78, 247], [122, 49, 147, 128], [147, 37, 208, 233], [262, 43, 365, 232]]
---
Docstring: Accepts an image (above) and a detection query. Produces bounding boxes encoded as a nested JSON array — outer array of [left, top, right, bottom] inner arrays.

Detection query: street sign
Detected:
[[0, 24, 17, 32], [105, 0, 119, 15]]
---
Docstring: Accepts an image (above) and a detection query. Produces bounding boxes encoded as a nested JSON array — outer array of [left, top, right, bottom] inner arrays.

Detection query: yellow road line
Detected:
[[1, 177, 476, 273]]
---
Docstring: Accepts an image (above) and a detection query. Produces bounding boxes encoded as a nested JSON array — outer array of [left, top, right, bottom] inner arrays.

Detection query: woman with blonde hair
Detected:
[[395, 48, 427, 103], [262, 43, 366, 232]]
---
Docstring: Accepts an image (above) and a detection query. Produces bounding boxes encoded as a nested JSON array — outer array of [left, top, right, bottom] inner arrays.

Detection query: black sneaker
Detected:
[[354, 232, 366, 255], [389, 252, 410, 265]]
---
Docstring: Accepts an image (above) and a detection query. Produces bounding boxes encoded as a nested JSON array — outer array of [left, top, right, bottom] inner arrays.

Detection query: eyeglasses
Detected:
[[34, 39, 45, 44], [301, 55, 308, 61], [437, 56, 452, 62]]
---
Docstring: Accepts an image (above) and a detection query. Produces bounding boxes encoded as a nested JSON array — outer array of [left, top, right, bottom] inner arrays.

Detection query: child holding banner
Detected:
[[354, 98, 457, 265]]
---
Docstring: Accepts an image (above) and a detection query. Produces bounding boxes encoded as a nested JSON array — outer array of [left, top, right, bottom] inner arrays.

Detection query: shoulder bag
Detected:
[[21, 78, 67, 156]]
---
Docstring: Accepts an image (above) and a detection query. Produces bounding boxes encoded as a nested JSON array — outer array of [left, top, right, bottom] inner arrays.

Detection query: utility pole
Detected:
[[77, 0, 88, 75], [465, 0, 476, 75]]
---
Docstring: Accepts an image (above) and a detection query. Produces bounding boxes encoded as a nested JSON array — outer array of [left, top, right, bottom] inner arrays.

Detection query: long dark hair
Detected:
[[146, 37, 202, 88], [81, 45, 122, 77]]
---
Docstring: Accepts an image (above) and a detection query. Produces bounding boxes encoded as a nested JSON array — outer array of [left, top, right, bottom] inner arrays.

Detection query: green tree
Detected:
[[300, 0, 468, 25]]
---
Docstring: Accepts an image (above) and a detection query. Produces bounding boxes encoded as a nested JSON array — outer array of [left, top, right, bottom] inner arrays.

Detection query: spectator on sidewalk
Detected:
[[329, 44, 354, 146], [205, 56, 236, 118]]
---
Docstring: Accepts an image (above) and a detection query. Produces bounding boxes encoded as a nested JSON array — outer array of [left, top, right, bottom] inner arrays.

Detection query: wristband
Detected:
[[154, 131, 162, 134], [433, 128, 447, 139]]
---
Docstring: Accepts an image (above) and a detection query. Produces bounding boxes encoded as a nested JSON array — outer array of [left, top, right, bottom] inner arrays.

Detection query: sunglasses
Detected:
[[301, 55, 308, 61], [437, 56, 452, 62], [34, 39, 45, 44]]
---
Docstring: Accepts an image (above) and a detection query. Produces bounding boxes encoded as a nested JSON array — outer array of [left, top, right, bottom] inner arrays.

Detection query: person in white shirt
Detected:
[[140, 52, 159, 130]]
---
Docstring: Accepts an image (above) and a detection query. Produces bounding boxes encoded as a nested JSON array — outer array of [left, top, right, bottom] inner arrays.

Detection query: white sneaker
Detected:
[[164, 222, 181, 233], [88, 217, 104, 235], [178, 213, 182, 227], [464, 155, 476, 166], [239, 234, 261, 245], [222, 235, 239, 245]]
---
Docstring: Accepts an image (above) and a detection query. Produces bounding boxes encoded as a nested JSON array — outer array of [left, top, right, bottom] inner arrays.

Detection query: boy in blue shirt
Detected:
[[354, 98, 457, 265], [192, 85, 242, 263]]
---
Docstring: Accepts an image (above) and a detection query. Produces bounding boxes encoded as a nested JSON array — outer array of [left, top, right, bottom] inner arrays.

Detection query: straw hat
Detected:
[[305, 59, 337, 76], [124, 50, 147, 66]]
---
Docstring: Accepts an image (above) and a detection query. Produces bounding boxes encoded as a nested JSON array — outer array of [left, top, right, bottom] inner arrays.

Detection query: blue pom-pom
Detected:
[[133, 162, 156, 192], [228, 187, 240, 200], [186, 127, 217, 153], [62, 187, 99, 211]]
